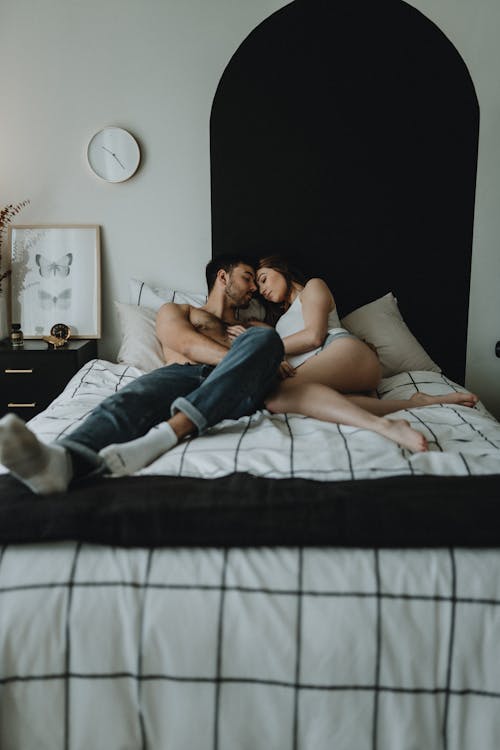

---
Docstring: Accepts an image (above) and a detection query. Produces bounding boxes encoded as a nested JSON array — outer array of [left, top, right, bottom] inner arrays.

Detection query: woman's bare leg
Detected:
[[292, 337, 381, 393], [265, 382, 428, 452], [289, 338, 478, 410], [346, 391, 478, 416]]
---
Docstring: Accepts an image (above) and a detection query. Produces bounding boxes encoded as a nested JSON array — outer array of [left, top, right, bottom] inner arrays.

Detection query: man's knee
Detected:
[[246, 326, 283, 358]]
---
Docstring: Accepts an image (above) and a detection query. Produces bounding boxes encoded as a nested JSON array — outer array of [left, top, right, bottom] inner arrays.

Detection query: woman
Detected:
[[228, 255, 477, 453]]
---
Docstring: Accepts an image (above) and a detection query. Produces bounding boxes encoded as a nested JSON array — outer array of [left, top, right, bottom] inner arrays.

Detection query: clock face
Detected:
[[51, 323, 71, 341], [87, 127, 141, 183]]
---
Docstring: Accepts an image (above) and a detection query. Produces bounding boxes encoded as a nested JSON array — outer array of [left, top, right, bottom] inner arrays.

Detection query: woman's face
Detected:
[[256, 266, 288, 303]]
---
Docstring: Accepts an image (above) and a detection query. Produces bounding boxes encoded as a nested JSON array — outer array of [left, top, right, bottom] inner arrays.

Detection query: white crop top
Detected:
[[275, 294, 350, 368]]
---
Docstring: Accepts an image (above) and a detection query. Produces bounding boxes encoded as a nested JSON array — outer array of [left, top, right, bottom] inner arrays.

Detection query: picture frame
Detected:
[[7, 224, 101, 338]]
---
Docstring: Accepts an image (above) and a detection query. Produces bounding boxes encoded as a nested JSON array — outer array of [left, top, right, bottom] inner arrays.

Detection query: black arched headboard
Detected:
[[210, 0, 479, 384]]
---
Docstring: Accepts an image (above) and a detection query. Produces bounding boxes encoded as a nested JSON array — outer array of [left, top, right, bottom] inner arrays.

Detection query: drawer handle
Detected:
[[4, 368, 33, 374], [7, 402, 36, 408]]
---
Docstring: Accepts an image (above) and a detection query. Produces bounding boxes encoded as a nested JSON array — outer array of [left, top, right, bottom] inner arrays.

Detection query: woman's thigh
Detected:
[[289, 337, 381, 393]]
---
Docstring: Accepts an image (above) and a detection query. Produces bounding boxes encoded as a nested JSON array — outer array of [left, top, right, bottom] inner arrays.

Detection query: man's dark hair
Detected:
[[205, 253, 255, 293]]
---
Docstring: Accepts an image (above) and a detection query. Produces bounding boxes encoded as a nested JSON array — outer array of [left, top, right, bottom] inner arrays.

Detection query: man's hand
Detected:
[[226, 324, 248, 341]]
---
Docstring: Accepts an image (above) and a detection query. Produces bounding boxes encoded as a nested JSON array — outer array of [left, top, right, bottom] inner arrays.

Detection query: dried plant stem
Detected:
[[0, 200, 30, 292]]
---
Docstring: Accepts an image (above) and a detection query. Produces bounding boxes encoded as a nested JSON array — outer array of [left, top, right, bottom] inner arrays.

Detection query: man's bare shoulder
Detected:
[[157, 301, 191, 318]]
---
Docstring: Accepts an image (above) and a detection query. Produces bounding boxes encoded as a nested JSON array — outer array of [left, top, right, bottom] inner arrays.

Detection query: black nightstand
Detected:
[[0, 339, 98, 420]]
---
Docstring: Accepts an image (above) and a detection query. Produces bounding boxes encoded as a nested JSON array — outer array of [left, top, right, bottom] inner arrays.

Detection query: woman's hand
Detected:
[[279, 360, 296, 379]]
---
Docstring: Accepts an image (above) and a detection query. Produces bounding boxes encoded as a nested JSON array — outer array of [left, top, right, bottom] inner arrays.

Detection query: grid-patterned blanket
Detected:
[[2, 543, 500, 750], [3, 358, 499, 482]]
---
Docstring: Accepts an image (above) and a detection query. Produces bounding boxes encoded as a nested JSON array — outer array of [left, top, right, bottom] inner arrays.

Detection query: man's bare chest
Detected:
[[190, 309, 229, 341]]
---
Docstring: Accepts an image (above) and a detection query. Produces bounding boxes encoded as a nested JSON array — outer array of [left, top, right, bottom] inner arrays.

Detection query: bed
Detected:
[[2, 2, 500, 749], [1, 357, 500, 749]]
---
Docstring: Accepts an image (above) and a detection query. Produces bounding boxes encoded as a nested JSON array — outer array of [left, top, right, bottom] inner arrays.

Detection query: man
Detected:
[[0, 254, 284, 494]]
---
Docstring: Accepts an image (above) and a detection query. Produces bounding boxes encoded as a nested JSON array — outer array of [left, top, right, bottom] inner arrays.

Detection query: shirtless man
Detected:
[[0, 254, 284, 494]]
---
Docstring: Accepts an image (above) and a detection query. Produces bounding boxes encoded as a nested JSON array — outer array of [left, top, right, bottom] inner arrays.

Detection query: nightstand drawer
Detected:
[[0, 339, 97, 419], [1, 372, 39, 410], [3, 403, 39, 420], [1, 369, 73, 415]]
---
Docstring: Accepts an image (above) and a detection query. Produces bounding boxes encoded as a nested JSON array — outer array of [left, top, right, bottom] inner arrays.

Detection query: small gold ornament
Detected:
[[43, 323, 71, 349]]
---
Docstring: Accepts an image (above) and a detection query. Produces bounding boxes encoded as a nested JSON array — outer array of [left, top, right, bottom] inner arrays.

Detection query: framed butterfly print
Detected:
[[7, 225, 101, 338]]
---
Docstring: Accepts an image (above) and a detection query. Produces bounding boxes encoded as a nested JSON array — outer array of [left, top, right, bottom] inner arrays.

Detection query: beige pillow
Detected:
[[341, 292, 441, 378], [115, 301, 165, 372]]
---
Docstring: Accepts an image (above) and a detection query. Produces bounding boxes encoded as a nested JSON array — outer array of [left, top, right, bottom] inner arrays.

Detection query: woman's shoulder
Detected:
[[302, 277, 334, 298]]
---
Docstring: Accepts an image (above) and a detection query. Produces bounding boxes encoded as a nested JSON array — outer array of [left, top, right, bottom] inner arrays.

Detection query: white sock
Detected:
[[0, 413, 73, 494], [99, 422, 178, 476]]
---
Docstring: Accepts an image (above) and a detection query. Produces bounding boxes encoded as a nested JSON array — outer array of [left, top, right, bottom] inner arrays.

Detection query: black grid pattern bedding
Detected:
[[2, 543, 500, 749], [4, 359, 498, 485]]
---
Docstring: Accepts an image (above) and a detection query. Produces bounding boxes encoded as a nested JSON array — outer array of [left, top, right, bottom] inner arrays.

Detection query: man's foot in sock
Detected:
[[99, 422, 178, 476], [0, 414, 72, 494]]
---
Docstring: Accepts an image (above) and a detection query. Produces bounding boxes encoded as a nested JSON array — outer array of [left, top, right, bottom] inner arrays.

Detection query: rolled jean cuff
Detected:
[[171, 396, 207, 434], [56, 437, 108, 479]]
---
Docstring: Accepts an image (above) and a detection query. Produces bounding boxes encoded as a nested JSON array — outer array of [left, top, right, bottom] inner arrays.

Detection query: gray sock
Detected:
[[99, 422, 178, 476], [0, 414, 73, 494]]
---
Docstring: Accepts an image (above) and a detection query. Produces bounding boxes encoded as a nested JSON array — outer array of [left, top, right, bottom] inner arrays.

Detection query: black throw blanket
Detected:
[[1, 472, 500, 548]]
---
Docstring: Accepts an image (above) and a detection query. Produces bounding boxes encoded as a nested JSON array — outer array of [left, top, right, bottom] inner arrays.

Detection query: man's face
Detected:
[[225, 263, 257, 308]]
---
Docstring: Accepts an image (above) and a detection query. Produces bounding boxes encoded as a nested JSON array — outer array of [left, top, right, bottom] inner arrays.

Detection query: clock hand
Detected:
[[112, 153, 126, 169], [100, 145, 126, 169]]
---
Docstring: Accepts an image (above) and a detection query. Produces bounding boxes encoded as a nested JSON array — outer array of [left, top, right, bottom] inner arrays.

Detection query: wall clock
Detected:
[[87, 127, 141, 182]]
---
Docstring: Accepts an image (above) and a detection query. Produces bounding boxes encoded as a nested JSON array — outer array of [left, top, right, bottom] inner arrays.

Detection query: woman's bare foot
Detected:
[[379, 418, 428, 452], [410, 391, 478, 409]]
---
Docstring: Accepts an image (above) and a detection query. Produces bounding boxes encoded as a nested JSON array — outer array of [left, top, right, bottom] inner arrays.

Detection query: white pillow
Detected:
[[341, 292, 441, 378], [128, 277, 265, 321], [129, 278, 207, 311], [115, 302, 165, 372]]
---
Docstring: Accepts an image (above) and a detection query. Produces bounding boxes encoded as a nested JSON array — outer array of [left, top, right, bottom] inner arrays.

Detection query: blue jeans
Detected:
[[58, 327, 283, 478]]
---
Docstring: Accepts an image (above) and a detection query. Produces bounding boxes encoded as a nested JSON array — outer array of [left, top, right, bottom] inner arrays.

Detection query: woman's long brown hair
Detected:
[[256, 255, 308, 325]]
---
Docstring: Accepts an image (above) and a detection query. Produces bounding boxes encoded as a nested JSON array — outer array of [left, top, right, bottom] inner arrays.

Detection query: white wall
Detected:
[[406, 0, 500, 419], [1, 0, 499, 416]]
